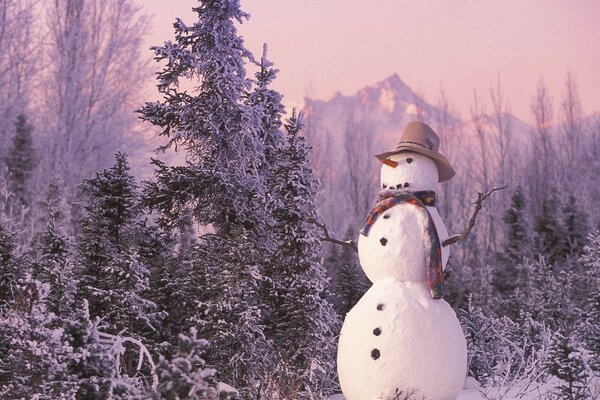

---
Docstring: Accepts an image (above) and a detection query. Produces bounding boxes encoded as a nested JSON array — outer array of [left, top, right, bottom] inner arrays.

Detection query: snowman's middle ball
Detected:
[[358, 152, 439, 283]]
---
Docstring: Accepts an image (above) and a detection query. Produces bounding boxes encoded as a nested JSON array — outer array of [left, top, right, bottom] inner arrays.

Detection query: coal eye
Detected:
[[406, 158, 413, 164], [382, 184, 387, 189]]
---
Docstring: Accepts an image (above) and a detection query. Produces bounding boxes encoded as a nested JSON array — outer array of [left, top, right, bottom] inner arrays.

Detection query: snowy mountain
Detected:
[[303, 74, 454, 155], [302, 74, 533, 157]]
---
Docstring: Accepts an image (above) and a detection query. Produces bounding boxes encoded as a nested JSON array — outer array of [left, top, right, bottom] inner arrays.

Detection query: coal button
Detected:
[[371, 348, 380, 360]]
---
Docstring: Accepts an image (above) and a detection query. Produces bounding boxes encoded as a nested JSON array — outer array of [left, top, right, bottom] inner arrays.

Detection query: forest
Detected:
[[0, 0, 598, 399]]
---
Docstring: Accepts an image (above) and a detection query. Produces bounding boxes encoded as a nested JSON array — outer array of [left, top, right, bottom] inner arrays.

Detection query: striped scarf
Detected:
[[359, 190, 444, 299]]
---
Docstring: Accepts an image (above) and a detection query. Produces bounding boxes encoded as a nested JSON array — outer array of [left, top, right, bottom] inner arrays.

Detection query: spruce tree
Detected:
[[533, 193, 564, 264], [544, 330, 590, 400], [32, 219, 75, 316], [149, 328, 220, 400], [561, 195, 589, 260], [494, 186, 532, 297], [75, 153, 159, 337], [248, 48, 339, 396], [66, 301, 121, 399], [503, 185, 531, 261], [140, 0, 270, 393], [334, 226, 367, 316], [262, 111, 339, 396], [0, 279, 79, 399], [335, 264, 366, 316], [4, 114, 37, 209], [0, 223, 19, 308], [37, 178, 68, 229], [578, 232, 600, 373]]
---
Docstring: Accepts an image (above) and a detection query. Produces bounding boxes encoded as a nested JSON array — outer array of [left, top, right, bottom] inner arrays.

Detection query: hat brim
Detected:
[[375, 144, 456, 183]]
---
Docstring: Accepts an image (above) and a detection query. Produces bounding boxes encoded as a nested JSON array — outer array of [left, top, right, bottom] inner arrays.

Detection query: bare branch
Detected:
[[442, 185, 508, 247], [307, 217, 358, 253]]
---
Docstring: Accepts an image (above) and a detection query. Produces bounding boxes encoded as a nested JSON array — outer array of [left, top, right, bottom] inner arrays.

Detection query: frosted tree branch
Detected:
[[306, 217, 358, 253], [98, 331, 158, 392], [442, 185, 508, 247]]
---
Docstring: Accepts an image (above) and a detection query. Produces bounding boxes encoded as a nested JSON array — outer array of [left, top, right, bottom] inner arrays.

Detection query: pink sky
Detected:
[[143, 1, 600, 122]]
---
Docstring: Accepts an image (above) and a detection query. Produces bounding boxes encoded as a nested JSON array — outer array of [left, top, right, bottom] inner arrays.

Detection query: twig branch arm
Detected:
[[307, 217, 358, 253], [442, 185, 508, 247]]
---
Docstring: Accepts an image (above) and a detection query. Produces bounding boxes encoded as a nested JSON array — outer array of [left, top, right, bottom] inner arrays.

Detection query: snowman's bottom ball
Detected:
[[337, 280, 467, 400]]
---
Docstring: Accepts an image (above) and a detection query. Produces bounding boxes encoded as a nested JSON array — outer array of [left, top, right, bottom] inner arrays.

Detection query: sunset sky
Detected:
[[143, 1, 600, 122]]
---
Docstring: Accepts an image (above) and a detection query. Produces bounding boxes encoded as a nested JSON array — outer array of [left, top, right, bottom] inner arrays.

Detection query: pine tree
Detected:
[[4, 114, 37, 209], [75, 153, 159, 337], [334, 226, 367, 316], [32, 219, 75, 316], [0, 223, 19, 308], [262, 111, 339, 397], [534, 193, 564, 264], [37, 178, 68, 229], [66, 301, 120, 399], [0, 278, 79, 399], [139, 1, 270, 393], [149, 328, 220, 400], [246, 44, 285, 165], [247, 48, 339, 396], [335, 263, 366, 316], [578, 232, 600, 373], [561, 195, 589, 260], [459, 299, 508, 386], [494, 186, 533, 299], [503, 185, 531, 261], [544, 330, 590, 400]]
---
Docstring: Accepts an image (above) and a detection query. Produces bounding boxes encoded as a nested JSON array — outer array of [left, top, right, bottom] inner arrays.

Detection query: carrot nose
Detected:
[[381, 158, 398, 168]]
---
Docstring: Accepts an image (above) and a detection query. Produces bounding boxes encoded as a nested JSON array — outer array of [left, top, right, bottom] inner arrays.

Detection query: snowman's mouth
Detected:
[[382, 182, 411, 190], [391, 182, 410, 190]]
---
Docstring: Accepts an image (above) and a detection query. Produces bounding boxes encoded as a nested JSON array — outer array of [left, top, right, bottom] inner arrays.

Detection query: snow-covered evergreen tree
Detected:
[[335, 264, 366, 316], [534, 193, 565, 264], [246, 48, 340, 396], [333, 227, 368, 316], [503, 185, 531, 261], [67, 301, 119, 399], [261, 111, 339, 396], [75, 153, 159, 337], [0, 223, 20, 308], [578, 232, 600, 373], [0, 278, 79, 399], [561, 195, 589, 260], [460, 299, 507, 385], [4, 114, 37, 210], [32, 219, 74, 316], [36, 177, 69, 230], [502, 258, 576, 330], [148, 328, 220, 400], [140, 1, 271, 392], [544, 330, 591, 400]]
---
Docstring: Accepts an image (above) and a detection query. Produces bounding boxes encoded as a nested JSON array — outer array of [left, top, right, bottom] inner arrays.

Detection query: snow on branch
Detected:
[[442, 185, 508, 247], [307, 217, 358, 253], [98, 331, 158, 392]]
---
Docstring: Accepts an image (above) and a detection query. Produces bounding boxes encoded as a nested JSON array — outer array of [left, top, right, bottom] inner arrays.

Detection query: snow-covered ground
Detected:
[[328, 376, 600, 400]]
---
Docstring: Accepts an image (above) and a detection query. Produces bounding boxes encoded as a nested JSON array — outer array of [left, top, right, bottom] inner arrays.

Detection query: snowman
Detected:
[[337, 122, 467, 400]]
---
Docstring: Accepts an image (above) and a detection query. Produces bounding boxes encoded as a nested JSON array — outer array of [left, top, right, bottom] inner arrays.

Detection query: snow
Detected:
[[338, 279, 467, 400], [330, 376, 600, 400]]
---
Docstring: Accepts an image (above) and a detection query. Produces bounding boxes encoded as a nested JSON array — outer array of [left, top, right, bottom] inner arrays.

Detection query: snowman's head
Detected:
[[380, 151, 438, 192]]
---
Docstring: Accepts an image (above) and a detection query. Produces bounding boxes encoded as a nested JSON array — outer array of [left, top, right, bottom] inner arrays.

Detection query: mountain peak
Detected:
[[376, 73, 417, 99]]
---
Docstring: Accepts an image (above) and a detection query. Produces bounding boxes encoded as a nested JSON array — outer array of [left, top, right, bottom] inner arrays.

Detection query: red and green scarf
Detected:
[[359, 190, 444, 299]]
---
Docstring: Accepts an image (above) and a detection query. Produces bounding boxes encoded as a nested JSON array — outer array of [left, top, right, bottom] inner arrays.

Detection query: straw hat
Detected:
[[375, 121, 455, 182]]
